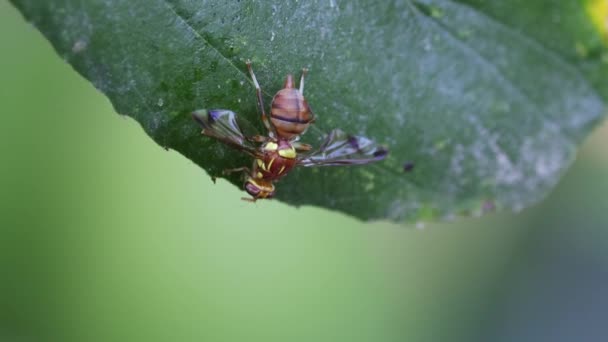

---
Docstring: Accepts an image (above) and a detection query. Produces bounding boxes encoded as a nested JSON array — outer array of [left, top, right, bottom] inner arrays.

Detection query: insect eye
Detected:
[[245, 182, 261, 197]]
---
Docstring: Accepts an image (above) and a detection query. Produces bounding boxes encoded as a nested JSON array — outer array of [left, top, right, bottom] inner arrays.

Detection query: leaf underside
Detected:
[[11, 0, 608, 222]]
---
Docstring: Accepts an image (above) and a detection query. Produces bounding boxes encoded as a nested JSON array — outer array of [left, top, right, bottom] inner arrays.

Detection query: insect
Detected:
[[192, 60, 388, 201]]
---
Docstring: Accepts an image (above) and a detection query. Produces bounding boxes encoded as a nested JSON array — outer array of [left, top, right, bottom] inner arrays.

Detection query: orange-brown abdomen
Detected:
[[270, 75, 314, 140]]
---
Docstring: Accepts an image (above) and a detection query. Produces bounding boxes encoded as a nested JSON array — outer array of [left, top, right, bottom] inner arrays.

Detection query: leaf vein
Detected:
[[408, 1, 546, 121]]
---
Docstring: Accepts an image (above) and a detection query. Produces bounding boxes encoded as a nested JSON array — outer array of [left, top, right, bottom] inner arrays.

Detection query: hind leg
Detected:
[[246, 60, 276, 137], [299, 67, 308, 94]]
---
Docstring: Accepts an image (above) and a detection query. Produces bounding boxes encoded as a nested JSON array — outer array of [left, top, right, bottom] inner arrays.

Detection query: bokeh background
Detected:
[[1, 2, 608, 341]]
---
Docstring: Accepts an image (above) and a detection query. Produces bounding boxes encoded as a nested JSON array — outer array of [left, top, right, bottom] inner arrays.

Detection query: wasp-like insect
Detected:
[[192, 60, 388, 201]]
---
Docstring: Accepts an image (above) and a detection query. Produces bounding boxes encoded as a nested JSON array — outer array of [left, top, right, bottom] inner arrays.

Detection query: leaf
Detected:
[[10, 0, 608, 222]]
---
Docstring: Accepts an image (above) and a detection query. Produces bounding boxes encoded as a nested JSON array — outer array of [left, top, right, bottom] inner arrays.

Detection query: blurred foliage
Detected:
[[2, 2, 608, 342]]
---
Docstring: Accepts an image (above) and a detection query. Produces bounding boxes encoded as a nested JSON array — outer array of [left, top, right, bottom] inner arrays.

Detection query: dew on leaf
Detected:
[[430, 7, 444, 18], [71, 39, 87, 53]]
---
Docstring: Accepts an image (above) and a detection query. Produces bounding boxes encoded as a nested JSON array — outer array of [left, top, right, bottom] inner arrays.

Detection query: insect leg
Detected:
[[222, 167, 251, 176], [246, 135, 269, 143], [299, 67, 308, 94], [292, 141, 312, 151], [246, 60, 276, 137]]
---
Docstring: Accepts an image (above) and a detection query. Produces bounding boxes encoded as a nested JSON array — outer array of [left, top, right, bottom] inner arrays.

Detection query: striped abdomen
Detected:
[[270, 88, 314, 140]]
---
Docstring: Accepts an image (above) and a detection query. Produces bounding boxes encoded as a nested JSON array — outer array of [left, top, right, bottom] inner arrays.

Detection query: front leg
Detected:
[[246, 135, 269, 143], [292, 141, 312, 152], [222, 167, 251, 176]]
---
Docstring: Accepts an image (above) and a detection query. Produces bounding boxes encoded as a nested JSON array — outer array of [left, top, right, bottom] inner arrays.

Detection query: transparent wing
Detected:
[[298, 129, 389, 167], [192, 109, 259, 156]]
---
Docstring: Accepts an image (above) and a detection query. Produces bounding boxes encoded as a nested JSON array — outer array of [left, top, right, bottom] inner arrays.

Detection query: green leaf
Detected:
[[10, 0, 608, 222]]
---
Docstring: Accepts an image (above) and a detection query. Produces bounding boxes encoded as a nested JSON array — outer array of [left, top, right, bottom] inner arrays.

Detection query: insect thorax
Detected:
[[253, 140, 297, 181]]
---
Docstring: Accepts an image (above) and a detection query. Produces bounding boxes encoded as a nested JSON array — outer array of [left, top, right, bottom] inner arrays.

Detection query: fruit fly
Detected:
[[192, 60, 388, 201]]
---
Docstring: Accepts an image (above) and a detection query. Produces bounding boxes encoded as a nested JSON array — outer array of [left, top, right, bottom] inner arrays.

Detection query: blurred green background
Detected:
[[1, 2, 608, 341]]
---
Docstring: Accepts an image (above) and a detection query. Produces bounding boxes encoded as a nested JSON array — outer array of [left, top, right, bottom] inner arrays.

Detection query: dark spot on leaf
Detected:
[[373, 148, 389, 158], [403, 161, 415, 172], [159, 81, 169, 92], [229, 79, 240, 90]]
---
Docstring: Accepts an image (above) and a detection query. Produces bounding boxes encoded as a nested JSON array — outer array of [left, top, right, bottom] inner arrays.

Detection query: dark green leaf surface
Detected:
[[10, 0, 608, 222]]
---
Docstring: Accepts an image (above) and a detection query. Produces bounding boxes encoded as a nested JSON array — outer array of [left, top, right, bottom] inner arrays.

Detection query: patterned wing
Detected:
[[192, 109, 259, 157], [298, 129, 389, 167]]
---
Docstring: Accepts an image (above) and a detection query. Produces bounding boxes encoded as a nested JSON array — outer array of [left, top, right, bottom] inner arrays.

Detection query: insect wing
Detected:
[[192, 109, 258, 156], [298, 129, 388, 167]]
